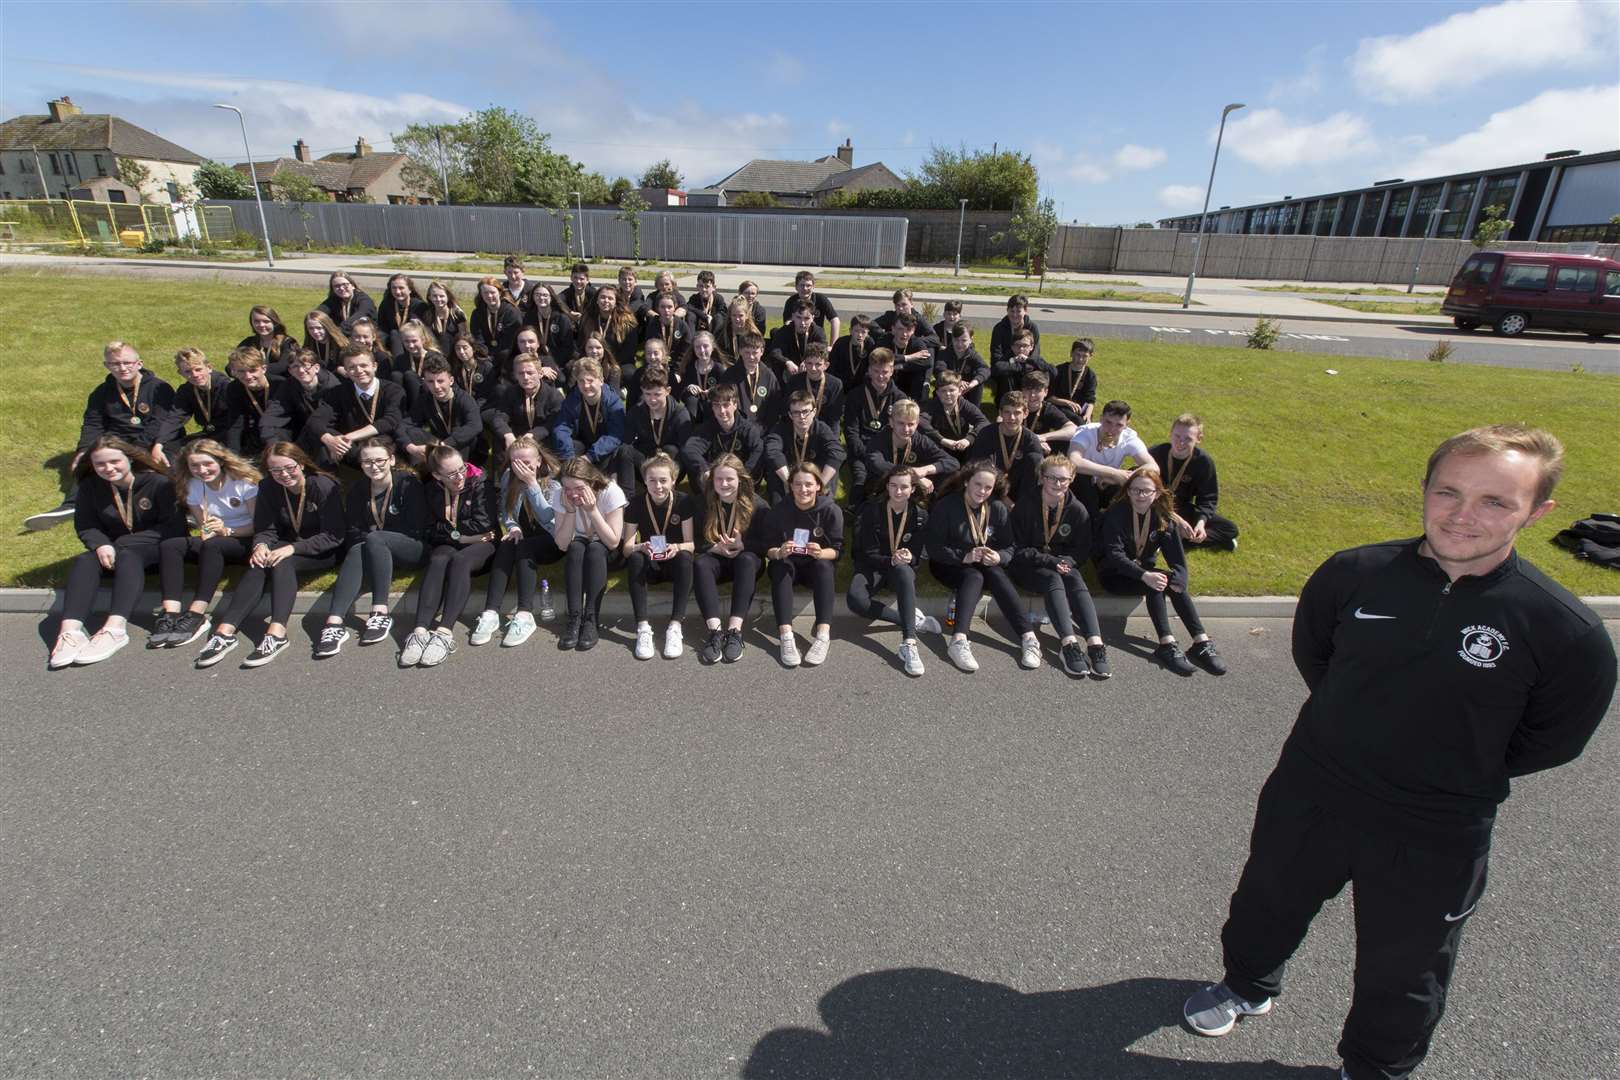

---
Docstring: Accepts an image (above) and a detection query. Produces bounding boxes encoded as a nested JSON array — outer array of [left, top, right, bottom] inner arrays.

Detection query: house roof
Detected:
[[318, 149, 404, 188], [233, 158, 356, 191], [811, 161, 902, 193], [0, 112, 205, 163], [713, 156, 849, 195]]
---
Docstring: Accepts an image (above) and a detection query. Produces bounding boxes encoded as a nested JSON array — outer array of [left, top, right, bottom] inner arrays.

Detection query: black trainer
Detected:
[[172, 611, 212, 647], [194, 633, 238, 668], [1188, 640, 1227, 675], [1155, 642, 1196, 676], [558, 612, 581, 650], [698, 629, 724, 664], [1059, 641, 1091, 678], [1086, 643, 1112, 679], [577, 615, 599, 651], [360, 612, 393, 645], [147, 612, 178, 649], [314, 625, 350, 659], [721, 628, 744, 663], [242, 633, 289, 668]]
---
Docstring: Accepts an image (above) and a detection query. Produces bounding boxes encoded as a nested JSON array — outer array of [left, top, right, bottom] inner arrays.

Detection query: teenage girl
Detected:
[[152, 439, 259, 649], [239, 305, 299, 377], [581, 284, 639, 387], [620, 452, 695, 660], [926, 460, 1042, 674], [316, 437, 429, 657], [676, 331, 726, 426], [471, 435, 563, 649], [399, 445, 499, 668], [424, 280, 469, 355], [1009, 454, 1111, 679], [194, 442, 345, 669], [302, 311, 349, 372], [49, 437, 184, 668], [691, 453, 760, 665], [470, 277, 522, 370], [548, 456, 627, 651], [846, 464, 939, 676], [757, 464, 843, 668], [1097, 466, 1226, 677], [318, 271, 377, 331], [378, 273, 429, 348]]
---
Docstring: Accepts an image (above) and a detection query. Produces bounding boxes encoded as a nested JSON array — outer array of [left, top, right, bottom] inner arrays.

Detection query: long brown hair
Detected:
[[74, 435, 162, 482], [701, 452, 756, 543], [502, 434, 560, 518], [302, 310, 349, 363], [249, 304, 290, 346], [582, 283, 638, 343], [260, 440, 330, 483]]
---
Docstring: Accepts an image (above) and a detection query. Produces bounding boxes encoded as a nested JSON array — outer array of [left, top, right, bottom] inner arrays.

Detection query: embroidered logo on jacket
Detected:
[[1458, 625, 1508, 668]]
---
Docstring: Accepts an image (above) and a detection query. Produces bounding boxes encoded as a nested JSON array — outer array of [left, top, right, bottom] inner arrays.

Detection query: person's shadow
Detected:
[[743, 967, 1331, 1079]]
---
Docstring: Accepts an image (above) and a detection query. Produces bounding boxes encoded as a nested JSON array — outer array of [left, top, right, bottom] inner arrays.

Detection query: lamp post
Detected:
[[212, 103, 274, 267], [1182, 102, 1244, 309], [570, 191, 587, 259], [1407, 205, 1445, 293], [954, 198, 969, 276]]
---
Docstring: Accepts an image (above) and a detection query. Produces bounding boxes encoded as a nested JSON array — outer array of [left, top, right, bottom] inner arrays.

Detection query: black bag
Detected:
[[1553, 513, 1620, 569]]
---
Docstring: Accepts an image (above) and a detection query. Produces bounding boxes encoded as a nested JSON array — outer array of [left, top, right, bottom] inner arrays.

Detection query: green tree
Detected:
[[195, 159, 254, 200], [609, 177, 633, 205], [1005, 196, 1059, 279], [392, 107, 605, 206], [616, 190, 650, 261], [1473, 204, 1513, 248], [732, 191, 778, 208], [116, 157, 153, 201], [639, 159, 684, 189], [910, 144, 1039, 211]]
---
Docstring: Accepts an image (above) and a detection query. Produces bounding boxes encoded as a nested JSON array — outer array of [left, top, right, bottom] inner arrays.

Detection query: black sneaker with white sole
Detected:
[[172, 611, 212, 648], [1059, 642, 1091, 677], [359, 612, 393, 645], [1086, 643, 1112, 679], [314, 625, 350, 658], [146, 612, 179, 649], [1188, 640, 1227, 675], [242, 634, 289, 668], [194, 633, 238, 668]]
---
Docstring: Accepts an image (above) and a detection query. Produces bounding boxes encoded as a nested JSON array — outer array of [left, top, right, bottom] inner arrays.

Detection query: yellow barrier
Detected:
[[0, 198, 237, 249]]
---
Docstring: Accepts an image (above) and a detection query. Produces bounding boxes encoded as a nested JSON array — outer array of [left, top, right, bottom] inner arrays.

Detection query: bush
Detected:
[[1246, 317, 1281, 350], [1426, 339, 1455, 363], [138, 236, 167, 254]]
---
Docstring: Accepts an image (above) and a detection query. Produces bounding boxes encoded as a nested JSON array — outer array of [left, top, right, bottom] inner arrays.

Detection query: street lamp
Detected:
[[954, 198, 969, 276], [1407, 205, 1446, 293], [1182, 102, 1245, 309], [569, 191, 587, 259], [212, 103, 274, 268]]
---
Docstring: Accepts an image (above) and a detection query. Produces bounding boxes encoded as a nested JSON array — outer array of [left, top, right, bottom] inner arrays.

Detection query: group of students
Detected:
[[33, 261, 1239, 678]]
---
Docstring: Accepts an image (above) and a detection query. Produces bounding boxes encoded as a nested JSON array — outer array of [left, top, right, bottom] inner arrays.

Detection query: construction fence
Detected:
[[0, 199, 237, 249]]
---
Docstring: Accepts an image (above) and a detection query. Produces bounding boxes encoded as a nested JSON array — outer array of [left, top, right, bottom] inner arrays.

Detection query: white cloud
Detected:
[[1390, 84, 1620, 178], [1067, 162, 1112, 184], [1351, 0, 1619, 102], [1159, 184, 1205, 210], [1267, 45, 1325, 102], [1112, 144, 1166, 171], [1222, 108, 1376, 170]]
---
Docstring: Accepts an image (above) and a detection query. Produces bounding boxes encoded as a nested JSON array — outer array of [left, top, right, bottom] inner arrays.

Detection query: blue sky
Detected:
[[3, 0, 1616, 223]]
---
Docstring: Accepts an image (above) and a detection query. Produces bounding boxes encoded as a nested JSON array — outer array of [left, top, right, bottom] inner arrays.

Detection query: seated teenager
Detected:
[[990, 327, 1053, 402], [527, 283, 574, 375], [152, 439, 259, 650], [26, 341, 176, 531], [552, 356, 629, 491], [400, 354, 483, 466], [399, 445, 498, 668], [500, 255, 539, 317], [390, 319, 436, 409], [933, 298, 964, 345], [648, 270, 687, 319], [840, 347, 907, 502], [547, 456, 627, 652], [782, 270, 841, 343], [316, 437, 429, 657], [763, 390, 845, 506], [736, 279, 769, 337], [881, 312, 936, 403], [619, 452, 695, 661], [746, 464, 839, 669], [423, 280, 470, 356], [624, 334, 672, 408], [615, 264, 648, 320], [675, 330, 728, 428], [580, 284, 639, 387], [966, 390, 1044, 506], [1096, 466, 1225, 677], [680, 384, 764, 496], [1049, 338, 1097, 425], [237, 305, 299, 378], [829, 313, 878, 389], [157, 346, 235, 449], [488, 352, 565, 453], [312, 344, 406, 470], [873, 289, 938, 351], [933, 322, 990, 409], [922, 370, 989, 457], [48, 437, 184, 668], [377, 273, 429, 351], [691, 453, 761, 665], [1021, 371, 1078, 451], [302, 310, 349, 372], [779, 341, 844, 430], [925, 461, 1042, 674], [470, 277, 523, 372], [685, 270, 728, 336], [259, 348, 334, 456], [1148, 412, 1238, 551], [713, 296, 761, 363], [642, 292, 692, 379], [1066, 398, 1157, 534], [845, 464, 940, 676], [471, 435, 563, 649], [766, 299, 827, 380], [720, 331, 782, 426], [316, 270, 376, 332], [195, 442, 344, 669], [989, 294, 1041, 370], [346, 317, 395, 380], [450, 335, 497, 408], [623, 367, 692, 498], [509, 325, 562, 387], [861, 397, 957, 509], [1009, 454, 1110, 679], [555, 262, 597, 326]]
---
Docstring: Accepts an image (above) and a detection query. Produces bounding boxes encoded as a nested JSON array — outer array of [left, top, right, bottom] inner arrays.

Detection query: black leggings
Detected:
[[1185, 511, 1240, 548], [416, 542, 496, 629], [158, 534, 251, 607], [220, 552, 339, 629], [626, 549, 693, 622], [929, 559, 1030, 637], [769, 556, 836, 627], [1009, 562, 1101, 640], [62, 538, 164, 624], [846, 562, 919, 635], [1099, 569, 1206, 639], [693, 551, 761, 623], [485, 531, 563, 612], [329, 531, 429, 616], [563, 536, 614, 618]]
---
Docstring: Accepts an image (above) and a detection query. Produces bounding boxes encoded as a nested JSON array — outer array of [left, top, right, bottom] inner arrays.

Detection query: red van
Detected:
[[1442, 251, 1620, 339]]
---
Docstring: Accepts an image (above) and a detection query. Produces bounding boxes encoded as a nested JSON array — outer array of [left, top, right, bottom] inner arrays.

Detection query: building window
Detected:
[[1477, 174, 1517, 221], [1381, 188, 1412, 236], [94, 154, 107, 177], [1436, 179, 1476, 239], [48, 153, 61, 175], [1356, 195, 1382, 236]]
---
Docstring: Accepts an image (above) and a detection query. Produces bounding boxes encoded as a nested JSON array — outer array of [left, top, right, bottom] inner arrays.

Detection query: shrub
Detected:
[[1246, 317, 1281, 350], [1426, 339, 1455, 363]]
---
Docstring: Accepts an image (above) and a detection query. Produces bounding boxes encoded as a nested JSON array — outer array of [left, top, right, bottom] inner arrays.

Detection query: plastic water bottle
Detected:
[[944, 596, 957, 633], [539, 579, 555, 622]]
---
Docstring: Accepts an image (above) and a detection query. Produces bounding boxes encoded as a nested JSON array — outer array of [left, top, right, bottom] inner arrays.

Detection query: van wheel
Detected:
[[1493, 311, 1528, 336], [1453, 318, 1480, 330]]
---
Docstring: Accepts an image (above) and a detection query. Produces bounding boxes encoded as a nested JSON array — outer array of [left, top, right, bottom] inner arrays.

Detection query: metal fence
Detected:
[[0, 198, 235, 248], [198, 200, 910, 268]]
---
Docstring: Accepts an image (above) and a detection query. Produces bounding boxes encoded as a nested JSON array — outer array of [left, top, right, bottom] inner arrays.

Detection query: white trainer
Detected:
[[634, 622, 656, 660], [74, 627, 130, 665], [803, 633, 829, 667], [1020, 632, 1043, 670], [502, 612, 536, 647], [779, 632, 801, 668], [948, 638, 979, 673], [662, 622, 684, 659], [898, 641, 925, 677], [469, 609, 500, 646]]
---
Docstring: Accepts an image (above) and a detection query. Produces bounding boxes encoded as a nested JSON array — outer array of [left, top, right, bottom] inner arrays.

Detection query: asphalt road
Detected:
[[5, 613, 1616, 1079]]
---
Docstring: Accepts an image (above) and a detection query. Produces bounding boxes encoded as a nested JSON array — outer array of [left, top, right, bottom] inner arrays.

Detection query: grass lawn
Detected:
[[1253, 283, 1447, 296], [382, 255, 721, 276], [810, 277, 1191, 305], [838, 268, 1146, 289], [1322, 299, 1446, 315], [3, 268, 1616, 598]]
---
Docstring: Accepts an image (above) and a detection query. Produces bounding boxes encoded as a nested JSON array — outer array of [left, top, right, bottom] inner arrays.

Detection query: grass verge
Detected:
[[1253, 283, 1447, 296], [1322, 300, 1446, 316], [382, 255, 721, 276], [810, 277, 1190, 305]]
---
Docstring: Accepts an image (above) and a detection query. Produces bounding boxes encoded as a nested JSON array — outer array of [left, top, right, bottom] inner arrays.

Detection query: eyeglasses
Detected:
[[1041, 474, 1073, 484], [267, 464, 302, 477], [359, 458, 392, 469], [789, 410, 816, 419], [437, 465, 469, 480], [1128, 487, 1158, 497]]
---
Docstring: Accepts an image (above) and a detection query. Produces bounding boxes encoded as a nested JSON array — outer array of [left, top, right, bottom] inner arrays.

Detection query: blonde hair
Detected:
[[702, 453, 756, 543], [173, 346, 210, 371], [1425, 424, 1564, 504]]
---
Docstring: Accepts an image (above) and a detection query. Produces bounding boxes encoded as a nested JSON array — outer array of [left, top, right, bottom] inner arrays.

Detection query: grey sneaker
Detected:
[[23, 501, 75, 531], [502, 612, 536, 647], [419, 628, 455, 667], [1019, 632, 1042, 670], [146, 611, 178, 649], [721, 628, 743, 663], [172, 611, 212, 648], [469, 609, 500, 646], [803, 633, 829, 667], [1184, 982, 1272, 1037], [778, 631, 801, 668], [661, 622, 683, 659], [898, 641, 924, 677], [75, 626, 130, 665], [634, 622, 656, 660], [399, 628, 431, 667], [948, 638, 978, 673], [914, 608, 942, 635]]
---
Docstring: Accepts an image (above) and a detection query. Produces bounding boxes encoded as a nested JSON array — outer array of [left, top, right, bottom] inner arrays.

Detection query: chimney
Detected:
[[294, 139, 311, 163], [355, 137, 372, 157], [835, 138, 853, 167], [47, 96, 81, 123]]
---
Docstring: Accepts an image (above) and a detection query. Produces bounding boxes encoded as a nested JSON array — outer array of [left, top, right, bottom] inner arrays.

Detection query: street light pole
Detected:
[[213, 103, 274, 268], [1182, 102, 1244, 309], [954, 198, 968, 276], [570, 191, 587, 259], [1408, 206, 1445, 293]]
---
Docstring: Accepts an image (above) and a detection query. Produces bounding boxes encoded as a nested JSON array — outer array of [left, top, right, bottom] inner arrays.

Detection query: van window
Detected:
[[1457, 255, 1497, 285], [1501, 263, 1549, 290], [1606, 271, 1620, 297], [1553, 266, 1598, 293]]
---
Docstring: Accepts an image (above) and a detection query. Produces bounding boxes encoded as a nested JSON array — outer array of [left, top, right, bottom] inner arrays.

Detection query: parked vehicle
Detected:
[[1442, 251, 1620, 339]]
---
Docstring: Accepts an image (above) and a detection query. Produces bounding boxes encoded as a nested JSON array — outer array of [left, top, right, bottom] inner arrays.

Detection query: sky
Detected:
[[3, 0, 1617, 224]]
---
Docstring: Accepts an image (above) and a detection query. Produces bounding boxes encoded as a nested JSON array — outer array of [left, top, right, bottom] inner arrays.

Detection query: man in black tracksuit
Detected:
[[1184, 425, 1616, 1080]]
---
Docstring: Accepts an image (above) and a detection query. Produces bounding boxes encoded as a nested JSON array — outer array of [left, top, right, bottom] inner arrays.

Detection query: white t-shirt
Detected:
[[1069, 423, 1150, 470], [187, 476, 258, 531], [543, 479, 628, 543]]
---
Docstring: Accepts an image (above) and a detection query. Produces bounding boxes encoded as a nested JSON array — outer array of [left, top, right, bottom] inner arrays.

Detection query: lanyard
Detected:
[[1043, 495, 1065, 549], [649, 406, 666, 447], [369, 480, 392, 529], [997, 427, 1021, 471], [286, 483, 307, 534], [646, 493, 674, 539], [111, 479, 135, 530], [966, 500, 989, 547], [194, 379, 213, 425], [444, 486, 461, 533], [892, 435, 913, 465], [243, 383, 267, 416], [357, 384, 379, 424], [1167, 452, 1194, 494], [431, 393, 452, 435], [887, 504, 909, 554], [793, 429, 811, 469], [116, 372, 142, 422], [1133, 510, 1152, 560]]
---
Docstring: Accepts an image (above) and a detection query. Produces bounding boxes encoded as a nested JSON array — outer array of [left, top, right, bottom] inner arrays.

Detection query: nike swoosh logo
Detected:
[[1444, 902, 1479, 922], [1354, 608, 1397, 620]]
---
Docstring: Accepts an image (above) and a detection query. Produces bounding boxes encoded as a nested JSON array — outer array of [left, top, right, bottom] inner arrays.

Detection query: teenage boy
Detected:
[[400, 355, 483, 465], [779, 342, 845, 429], [157, 347, 234, 448], [1067, 399, 1157, 529], [347, 318, 396, 381], [991, 327, 1054, 400], [861, 399, 957, 504], [1022, 371, 1078, 450], [840, 348, 907, 500], [553, 357, 628, 484], [762, 390, 846, 505], [1149, 413, 1239, 551], [873, 289, 938, 351], [922, 371, 989, 455], [883, 312, 937, 402], [720, 331, 782, 424], [990, 294, 1041, 368], [487, 353, 565, 451], [556, 262, 596, 326], [313, 344, 406, 469], [933, 322, 990, 409], [781, 270, 841, 343], [680, 383, 764, 489], [933, 298, 964, 345], [967, 390, 1044, 505], [685, 270, 728, 335], [502, 255, 539, 316], [829, 313, 877, 388], [1050, 338, 1098, 425], [622, 366, 693, 497], [767, 299, 828, 379], [259, 348, 334, 455]]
